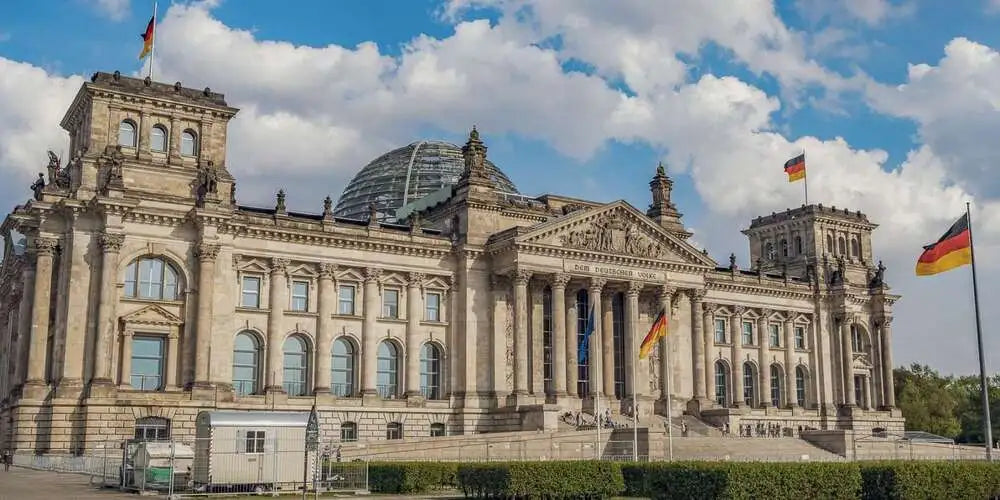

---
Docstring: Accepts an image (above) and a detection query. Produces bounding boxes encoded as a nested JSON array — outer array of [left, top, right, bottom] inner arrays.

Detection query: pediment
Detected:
[[120, 304, 183, 327], [515, 200, 715, 267]]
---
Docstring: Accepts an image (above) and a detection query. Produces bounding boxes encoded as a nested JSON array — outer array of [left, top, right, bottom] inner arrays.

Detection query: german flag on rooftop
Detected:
[[916, 214, 972, 276], [784, 153, 805, 182]]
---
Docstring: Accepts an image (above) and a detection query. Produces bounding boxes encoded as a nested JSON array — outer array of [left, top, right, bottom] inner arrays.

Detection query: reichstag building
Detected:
[[0, 72, 902, 453]]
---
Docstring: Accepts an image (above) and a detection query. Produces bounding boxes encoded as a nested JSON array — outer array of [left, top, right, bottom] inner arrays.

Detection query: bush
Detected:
[[458, 461, 624, 498], [368, 461, 458, 493], [623, 462, 861, 500], [860, 461, 1000, 500]]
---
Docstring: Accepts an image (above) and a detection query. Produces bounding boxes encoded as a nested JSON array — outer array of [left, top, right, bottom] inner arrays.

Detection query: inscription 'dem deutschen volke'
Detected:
[[564, 260, 663, 282]]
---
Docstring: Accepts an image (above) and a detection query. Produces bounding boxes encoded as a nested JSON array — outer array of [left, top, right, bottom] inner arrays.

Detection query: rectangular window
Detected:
[[769, 323, 781, 348], [425, 292, 441, 322], [338, 285, 355, 315], [742, 321, 754, 346], [138, 258, 163, 300], [131, 336, 164, 391], [291, 280, 309, 311], [244, 430, 265, 454], [383, 289, 399, 318], [241, 276, 261, 308], [714, 319, 727, 343], [794, 326, 806, 349]]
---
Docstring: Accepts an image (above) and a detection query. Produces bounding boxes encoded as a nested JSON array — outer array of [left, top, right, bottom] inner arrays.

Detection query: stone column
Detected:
[[314, 263, 336, 394], [15, 265, 35, 389], [783, 318, 796, 407], [168, 117, 181, 165], [690, 290, 707, 402], [24, 237, 57, 393], [841, 316, 856, 406], [165, 331, 179, 390], [551, 274, 569, 396], [405, 272, 425, 398], [361, 267, 381, 396], [758, 310, 772, 408], [511, 269, 532, 396], [264, 258, 288, 392], [566, 286, 578, 397], [193, 243, 221, 388], [119, 329, 133, 388], [702, 300, 716, 405], [731, 306, 745, 407], [601, 292, 615, 399], [880, 317, 895, 408], [587, 278, 606, 398], [655, 285, 672, 401], [137, 111, 149, 159], [92, 233, 124, 385], [531, 282, 545, 395]]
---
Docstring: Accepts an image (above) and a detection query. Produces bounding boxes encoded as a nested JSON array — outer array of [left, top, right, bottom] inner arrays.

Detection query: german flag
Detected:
[[639, 309, 668, 360], [784, 154, 806, 182], [139, 16, 155, 60], [916, 214, 972, 276]]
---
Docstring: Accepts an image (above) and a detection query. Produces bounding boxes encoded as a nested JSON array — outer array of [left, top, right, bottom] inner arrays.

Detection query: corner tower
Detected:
[[742, 204, 878, 284]]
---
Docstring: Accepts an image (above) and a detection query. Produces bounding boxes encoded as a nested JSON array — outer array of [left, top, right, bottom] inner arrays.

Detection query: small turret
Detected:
[[646, 162, 691, 239]]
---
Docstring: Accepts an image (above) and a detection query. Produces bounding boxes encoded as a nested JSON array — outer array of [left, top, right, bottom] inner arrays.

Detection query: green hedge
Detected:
[[860, 461, 1000, 500], [458, 461, 624, 498], [622, 462, 861, 500], [367, 461, 458, 493]]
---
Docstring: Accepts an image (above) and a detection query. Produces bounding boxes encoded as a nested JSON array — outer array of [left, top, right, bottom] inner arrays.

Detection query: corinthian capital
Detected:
[[318, 262, 337, 280], [689, 289, 707, 302], [656, 284, 674, 300], [588, 277, 607, 291], [33, 237, 58, 256], [408, 272, 426, 287], [269, 257, 290, 274], [98, 233, 125, 253], [551, 273, 571, 289], [364, 267, 382, 283], [510, 269, 533, 285], [733, 305, 746, 316]]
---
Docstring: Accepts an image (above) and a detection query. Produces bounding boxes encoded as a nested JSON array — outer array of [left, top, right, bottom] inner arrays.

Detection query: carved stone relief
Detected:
[[559, 212, 668, 258]]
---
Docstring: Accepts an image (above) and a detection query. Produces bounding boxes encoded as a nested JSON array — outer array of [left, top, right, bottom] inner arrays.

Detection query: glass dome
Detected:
[[333, 140, 519, 222]]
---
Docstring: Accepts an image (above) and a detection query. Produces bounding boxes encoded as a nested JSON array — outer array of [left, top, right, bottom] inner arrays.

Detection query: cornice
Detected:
[[705, 280, 814, 301], [228, 224, 453, 259], [506, 241, 710, 274]]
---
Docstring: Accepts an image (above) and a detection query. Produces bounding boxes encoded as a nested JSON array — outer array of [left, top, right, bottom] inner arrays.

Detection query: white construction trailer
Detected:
[[193, 411, 311, 494]]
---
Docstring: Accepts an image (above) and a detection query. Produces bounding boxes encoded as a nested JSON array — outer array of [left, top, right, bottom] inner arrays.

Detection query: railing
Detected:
[[420, 386, 439, 400], [283, 381, 307, 396], [130, 374, 161, 391], [232, 380, 256, 396], [376, 384, 398, 399], [331, 383, 354, 397]]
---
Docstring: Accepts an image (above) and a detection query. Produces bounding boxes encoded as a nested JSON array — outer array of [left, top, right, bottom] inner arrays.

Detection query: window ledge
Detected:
[[714, 342, 733, 347], [236, 306, 269, 313], [378, 317, 407, 324], [286, 310, 318, 318], [332, 313, 363, 320], [420, 320, 448, 327], [121, 297, 184, 306], [795, 348, 812, 354]]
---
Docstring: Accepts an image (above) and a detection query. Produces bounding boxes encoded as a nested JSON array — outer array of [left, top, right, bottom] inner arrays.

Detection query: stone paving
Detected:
[[0, 467, 137, 499]]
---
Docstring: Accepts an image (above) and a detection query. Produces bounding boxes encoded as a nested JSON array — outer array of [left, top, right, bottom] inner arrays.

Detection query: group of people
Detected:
[[737, 422, 785, 438], [562, 410, 632, 431]]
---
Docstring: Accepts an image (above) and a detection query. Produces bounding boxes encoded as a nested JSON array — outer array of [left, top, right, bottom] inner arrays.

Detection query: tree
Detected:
[[894, 364, 961, 438], [949, 374, 1000, 445]]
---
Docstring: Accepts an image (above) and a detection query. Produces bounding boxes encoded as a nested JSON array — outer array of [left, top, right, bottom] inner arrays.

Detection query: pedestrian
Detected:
[[335, 445, 342, 463], [2, 449, 10, 472]]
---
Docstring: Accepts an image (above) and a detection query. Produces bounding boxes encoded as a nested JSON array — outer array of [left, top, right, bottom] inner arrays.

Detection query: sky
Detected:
[[1, 0, 999, 376]]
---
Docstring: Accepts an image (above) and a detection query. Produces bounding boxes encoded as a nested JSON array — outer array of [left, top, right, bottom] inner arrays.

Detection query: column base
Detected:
[[405, 392, 426, 407], [21, 380, 49, 400], [685, 397, 710, 415], [54, 379, 84, 399], [87, 379, 117, 398]]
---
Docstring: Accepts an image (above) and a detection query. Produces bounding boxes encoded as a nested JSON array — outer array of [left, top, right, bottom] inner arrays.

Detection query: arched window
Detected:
[[181, 130, 198, 156], [826, 234, 833, 253], [770, 364, 783, 408], [134, 416, 170, 441], [430, 423, 446, 437], [386, 422, 403, 440], [794, 235, 803, 255], [851, 238, 860, 258], [795, 366, 808, 407], [232, 331, 261, 395], [376, 341, 399, 399], [124, 256, 180, 301], [282, 335, 309, 396], [765, 241, 775, 261], [714, 361, 729, 407], [331, 337, 355, 397], [838, 237, 846, 255], [339, 421, 357, 442], [743, 362, 757, 407], [420, 343, 441, 400], [780, 238, 789, 258], [119, 120, 137, 148], [851, 325, 865, 353], [150, 125, 168, 152]]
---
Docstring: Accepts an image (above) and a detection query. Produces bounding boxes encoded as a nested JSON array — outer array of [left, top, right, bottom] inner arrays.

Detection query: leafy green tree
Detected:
[[949, 374, 1000, 445], [894, 364, 961, 438]]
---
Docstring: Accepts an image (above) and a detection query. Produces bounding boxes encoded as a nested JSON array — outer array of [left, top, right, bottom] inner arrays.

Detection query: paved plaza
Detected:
[[0, 467, 135, 499]]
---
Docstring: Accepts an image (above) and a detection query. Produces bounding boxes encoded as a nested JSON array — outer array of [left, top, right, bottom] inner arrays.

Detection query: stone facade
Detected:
[[0, 71, 902, 455]]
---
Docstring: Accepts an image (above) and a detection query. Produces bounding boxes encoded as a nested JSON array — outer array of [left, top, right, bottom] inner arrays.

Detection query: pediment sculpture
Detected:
[[559, 213, 667, 259]]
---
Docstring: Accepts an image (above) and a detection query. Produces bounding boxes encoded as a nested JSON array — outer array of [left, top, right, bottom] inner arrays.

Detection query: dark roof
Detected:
[[90, 71, 230, 108]]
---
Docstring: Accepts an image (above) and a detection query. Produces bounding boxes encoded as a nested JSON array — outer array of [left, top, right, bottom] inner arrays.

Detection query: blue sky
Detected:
[[1, 0, 999, 374]]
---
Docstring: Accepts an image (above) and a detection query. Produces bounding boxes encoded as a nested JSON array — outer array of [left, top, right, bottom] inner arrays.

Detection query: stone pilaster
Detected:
[[655, 285, 672, 401], [193, 242, 221, 389], [587, 278, 606, 398], [565, 285, 578, 397], [550, 274, 569, 396], [405, 272, 425, 399], [702, 300, 716, 405], [783, 318, 797, 407], [690, 290, 707, 404], [730, 305, 745, 407], [165, 331, 179, 390], [361, 267, 381, 397], [264, 257, 288, 393], [118, 329, 133, 389], [511, 269, 532, 396], [758, 309, 772, 408], [530, 281, 545, 396], [24, 237, 57, 399], [92, 232, 124, 388], [601, 291, 615, 399], [840, 315, 856, 407], [315, 263, 336, 394], [880, 317, 895, 409]]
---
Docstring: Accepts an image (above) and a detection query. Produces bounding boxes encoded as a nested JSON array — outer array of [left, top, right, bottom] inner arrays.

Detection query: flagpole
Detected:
[[595, 305, 601, 460], [665, 336, 674, 461], [967, 202, 993, 461], [632, 348, 638, 461], [148, 1, 157, 80], [803, 149, 809, 205]]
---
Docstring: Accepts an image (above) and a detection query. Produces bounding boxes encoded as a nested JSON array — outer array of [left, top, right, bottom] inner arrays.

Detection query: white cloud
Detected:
[[92, 0, 130, 21]]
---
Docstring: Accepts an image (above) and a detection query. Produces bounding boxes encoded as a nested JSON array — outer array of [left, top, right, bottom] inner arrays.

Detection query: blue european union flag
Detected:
[[578, 304, 595, 364]]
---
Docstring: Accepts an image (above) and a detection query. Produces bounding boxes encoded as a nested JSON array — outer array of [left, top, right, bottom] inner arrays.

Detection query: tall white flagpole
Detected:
[[967, 202, 993, 461], [632, 348, 638, 461], [148, 1, 157, 80], [594, 304, 601, 460], [665, 335, 674, 461], [802, 149, 809, 205]]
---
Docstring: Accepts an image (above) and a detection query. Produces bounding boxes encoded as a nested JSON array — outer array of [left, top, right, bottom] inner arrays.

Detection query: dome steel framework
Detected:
[[333, 140, 518, 222]]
